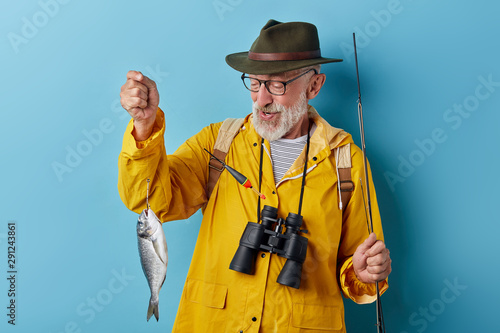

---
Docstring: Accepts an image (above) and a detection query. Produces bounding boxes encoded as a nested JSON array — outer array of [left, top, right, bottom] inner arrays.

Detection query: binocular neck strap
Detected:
[[257, 138, 265, 222], [257, 122, 312, 222], [297, 122, 311, 216]]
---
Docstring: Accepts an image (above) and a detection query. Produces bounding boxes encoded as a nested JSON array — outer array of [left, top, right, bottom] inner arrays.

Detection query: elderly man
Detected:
[[118, 19, 391, 332]]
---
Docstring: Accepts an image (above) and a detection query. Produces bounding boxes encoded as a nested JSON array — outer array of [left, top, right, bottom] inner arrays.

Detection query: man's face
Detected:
[[250, 69, 312, 141]]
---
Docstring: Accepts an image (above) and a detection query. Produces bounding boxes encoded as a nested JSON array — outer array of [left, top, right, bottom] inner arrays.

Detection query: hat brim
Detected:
[[226, 52, 343, 75]]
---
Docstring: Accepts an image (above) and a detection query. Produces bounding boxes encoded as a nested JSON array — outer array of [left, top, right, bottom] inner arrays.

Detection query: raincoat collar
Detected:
[[244, 105, 352, 153], [244, 105, 353, 183]]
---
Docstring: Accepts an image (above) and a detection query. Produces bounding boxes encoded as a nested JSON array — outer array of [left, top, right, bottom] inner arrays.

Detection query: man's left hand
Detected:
[[352, 233, 392, 284]]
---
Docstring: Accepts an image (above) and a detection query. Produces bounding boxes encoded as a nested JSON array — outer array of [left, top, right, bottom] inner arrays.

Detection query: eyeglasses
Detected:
[[241, 69, 318, 96]]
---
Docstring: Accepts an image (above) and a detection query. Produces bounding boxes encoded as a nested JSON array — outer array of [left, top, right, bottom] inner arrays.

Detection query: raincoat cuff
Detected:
[[339, 257, 388, 304], [123, 108, 165, 155]]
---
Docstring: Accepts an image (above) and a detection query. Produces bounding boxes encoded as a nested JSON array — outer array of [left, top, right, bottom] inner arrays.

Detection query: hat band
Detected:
[[248, 49, 321, 61]]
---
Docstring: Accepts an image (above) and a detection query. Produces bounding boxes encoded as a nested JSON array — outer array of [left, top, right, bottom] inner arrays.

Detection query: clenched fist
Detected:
[[352, 233, 392, 284], [120, 70, 160, 141]]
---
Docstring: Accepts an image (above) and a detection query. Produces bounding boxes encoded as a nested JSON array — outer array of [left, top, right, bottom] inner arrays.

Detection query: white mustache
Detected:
[[255, 104, 283, 114]]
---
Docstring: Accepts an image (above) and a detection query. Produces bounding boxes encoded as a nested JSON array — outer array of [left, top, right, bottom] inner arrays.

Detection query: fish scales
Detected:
[[137, 208, 168, 321]]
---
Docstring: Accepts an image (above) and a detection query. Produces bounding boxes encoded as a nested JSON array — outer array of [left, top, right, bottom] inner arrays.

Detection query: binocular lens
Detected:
[[261, 205, 278, 219], [229, 246, 257, 275], [285, 212, 303, 229], [277, 259, 303, 289]]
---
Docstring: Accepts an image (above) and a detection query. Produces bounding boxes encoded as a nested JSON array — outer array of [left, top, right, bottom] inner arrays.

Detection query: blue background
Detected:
[[1, 0, 499, 332]]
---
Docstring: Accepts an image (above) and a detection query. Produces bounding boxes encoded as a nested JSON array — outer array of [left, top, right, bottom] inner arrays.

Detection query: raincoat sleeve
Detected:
[[118, 108, 220, 222], [337, 145, 388, 304]]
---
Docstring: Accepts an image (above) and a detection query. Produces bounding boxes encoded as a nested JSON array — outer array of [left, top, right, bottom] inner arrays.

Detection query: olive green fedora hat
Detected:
[[225, 19, 342, 75]]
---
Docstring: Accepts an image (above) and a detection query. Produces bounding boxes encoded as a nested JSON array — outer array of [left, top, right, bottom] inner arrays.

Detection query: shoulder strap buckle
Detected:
[[209, 156, 225, 172], [340, 180, 354, 192]]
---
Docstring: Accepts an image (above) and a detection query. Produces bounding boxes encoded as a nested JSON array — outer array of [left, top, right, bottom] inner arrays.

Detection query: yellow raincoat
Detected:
[[118, 106, 387, 332]]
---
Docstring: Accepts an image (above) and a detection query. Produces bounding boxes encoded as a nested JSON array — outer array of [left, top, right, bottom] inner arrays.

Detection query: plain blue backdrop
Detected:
[[1, 0, 499, 332]]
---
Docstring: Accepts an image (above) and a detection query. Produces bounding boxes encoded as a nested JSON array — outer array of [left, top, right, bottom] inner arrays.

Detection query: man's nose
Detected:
[[256, 83, 273, 107]]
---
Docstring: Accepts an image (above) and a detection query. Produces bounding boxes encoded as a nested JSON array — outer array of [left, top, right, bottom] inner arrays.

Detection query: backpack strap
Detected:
[[207, 118, 245, 199], [334, 143, 354, 211]]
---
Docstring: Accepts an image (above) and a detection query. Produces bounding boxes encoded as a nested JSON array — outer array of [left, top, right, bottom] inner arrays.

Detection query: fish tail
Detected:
[[147, 297, 159, 322]]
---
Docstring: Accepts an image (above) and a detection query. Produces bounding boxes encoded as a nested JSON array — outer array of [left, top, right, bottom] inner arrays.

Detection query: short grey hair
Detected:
[[285, 65, 321, 78]]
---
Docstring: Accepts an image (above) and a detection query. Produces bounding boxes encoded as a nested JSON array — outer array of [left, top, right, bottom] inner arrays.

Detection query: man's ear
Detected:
[[306, 73, 326, 100]]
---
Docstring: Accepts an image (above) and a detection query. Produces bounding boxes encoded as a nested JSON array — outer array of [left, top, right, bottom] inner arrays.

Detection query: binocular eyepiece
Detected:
[[229, 205, 308, 289]]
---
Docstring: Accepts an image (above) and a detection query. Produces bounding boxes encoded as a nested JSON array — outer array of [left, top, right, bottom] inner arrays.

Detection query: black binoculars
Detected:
[[229, 205, 308, 289]]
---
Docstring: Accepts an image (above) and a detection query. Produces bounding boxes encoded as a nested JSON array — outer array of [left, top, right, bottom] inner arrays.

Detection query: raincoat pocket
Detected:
[[291, 303, 343, 331], [186, 278, 228, 309]]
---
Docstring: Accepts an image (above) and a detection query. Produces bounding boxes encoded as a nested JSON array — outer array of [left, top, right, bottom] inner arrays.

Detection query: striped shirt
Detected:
[[269, 125, 316, 184]]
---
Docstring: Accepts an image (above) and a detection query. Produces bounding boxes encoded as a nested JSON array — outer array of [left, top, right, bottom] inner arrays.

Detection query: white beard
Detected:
[[252, 91, 308, 142]]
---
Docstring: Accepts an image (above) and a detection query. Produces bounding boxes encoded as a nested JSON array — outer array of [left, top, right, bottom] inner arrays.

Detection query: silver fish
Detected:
[[137, 208, 168, 321]]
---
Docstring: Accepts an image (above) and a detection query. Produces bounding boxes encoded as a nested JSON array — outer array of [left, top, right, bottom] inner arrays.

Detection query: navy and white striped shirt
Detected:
[[269, 124, 316, 185]]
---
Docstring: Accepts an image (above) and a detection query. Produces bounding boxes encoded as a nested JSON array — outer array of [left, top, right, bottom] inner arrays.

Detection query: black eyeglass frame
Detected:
[[241, 68, 318, 96]]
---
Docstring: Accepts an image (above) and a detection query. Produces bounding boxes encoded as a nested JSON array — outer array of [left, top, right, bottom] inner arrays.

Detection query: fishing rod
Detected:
[[353, 32, 386, 333]]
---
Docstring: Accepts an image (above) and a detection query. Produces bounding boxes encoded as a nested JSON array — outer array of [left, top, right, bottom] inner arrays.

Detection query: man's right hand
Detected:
[[120, 70, 160, 141]]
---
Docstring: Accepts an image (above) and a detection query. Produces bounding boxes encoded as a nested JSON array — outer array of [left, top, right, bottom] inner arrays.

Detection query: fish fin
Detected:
[[157, 274, 166, 293], [147, 298, 159, 322], [153, 239, 168, 265]]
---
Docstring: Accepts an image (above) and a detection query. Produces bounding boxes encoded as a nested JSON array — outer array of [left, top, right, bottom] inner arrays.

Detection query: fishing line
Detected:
[[359, 178, 371, 235], [146, 178, 151, 211]]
